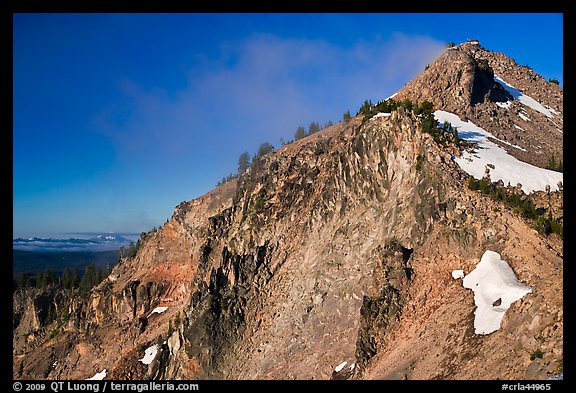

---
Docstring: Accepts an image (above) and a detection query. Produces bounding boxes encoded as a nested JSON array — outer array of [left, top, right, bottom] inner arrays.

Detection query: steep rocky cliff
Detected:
[[13, 41, 563, 381], [394, 41, 563, 170]]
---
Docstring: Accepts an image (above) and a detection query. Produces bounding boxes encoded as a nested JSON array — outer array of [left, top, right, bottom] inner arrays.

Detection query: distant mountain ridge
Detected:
[[13, 234, 133, 252]]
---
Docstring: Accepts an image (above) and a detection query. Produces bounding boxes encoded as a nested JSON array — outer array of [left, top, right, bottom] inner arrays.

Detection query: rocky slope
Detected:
[[13, 41, 563, 380], [393, 40, 563, 170]]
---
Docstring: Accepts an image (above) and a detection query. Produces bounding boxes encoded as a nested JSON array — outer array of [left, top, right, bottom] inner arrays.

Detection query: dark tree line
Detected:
[[118, 240, 141, 260], [293, 120, 333, 142], [217, 142, 277, 186], [357, 97, 432, 123], [467, 176, 562, 238], [217, 118, 332, 187], [546, 154, 563, 173], [13, 263, 112, 295], [343, 110, 351, 122], [218, 118, 334, 186], [356, 98, 460, 147]]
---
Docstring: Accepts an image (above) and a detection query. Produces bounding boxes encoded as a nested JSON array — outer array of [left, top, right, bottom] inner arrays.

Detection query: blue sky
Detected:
[[13, 13, 563, 238]]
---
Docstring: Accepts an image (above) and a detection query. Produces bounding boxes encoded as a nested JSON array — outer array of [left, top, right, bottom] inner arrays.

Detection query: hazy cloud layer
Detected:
[[97, 32, 445, 171]]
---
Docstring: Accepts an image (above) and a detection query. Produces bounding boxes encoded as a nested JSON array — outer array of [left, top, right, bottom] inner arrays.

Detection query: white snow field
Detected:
[[86, 369, 107, 380], [494, 75, 557, 118], [333, 361, 355, 374], [139, 345, 159, 365], [462, 250, 532, 335], [335, 361, 348, 372], [371, 112, 391, 119], [148, 306, 168, 318], [434, 110, 563, 194], [386, 92, 398, 100]]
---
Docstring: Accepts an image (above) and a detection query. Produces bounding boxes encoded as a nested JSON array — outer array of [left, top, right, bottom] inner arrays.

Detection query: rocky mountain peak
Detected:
[[14, 40, 563, 381], [394, 40, 562, 170], [394, 41, 512, 115]]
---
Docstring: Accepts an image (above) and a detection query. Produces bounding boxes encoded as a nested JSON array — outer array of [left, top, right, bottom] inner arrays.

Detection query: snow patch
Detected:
[[518, 112, 531, 122], [386, 92, 398, 100], [548, 118, 561, 129], [496, 101, 512, 110], [462, 250, 532, 335], [139, 345, 159, 365], [452, 270, 465, 279], [86, 369, 107, 380], [148, 306, 168, 317], [495, 75, 554, 118], [335, 361, 348, 372], [547, 107, 560, 116], [371, 112, 391, 119], [434, 110, 563, 194], [513, 125, 524, 131], [492, 137, 527, 152]]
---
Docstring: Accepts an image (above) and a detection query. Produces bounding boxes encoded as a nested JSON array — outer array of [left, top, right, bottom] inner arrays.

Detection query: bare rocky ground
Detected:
[[363, 200, 563, 380]]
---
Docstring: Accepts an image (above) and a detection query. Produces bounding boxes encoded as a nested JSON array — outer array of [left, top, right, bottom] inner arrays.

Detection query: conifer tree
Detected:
[[294, 126, 306, 141], [343, 110, 351, 122], [256, 142, 274, 158], [238, 151, 251, 174], [71, 268, 80, 290], [308, 121, 320, 135], [62, 268, 72, 290], [79, 264, 96, 294]]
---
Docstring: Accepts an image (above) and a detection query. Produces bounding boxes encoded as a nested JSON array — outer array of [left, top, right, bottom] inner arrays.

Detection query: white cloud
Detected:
[[90, 32, 445, 220], [98, 33, 444, 160]]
